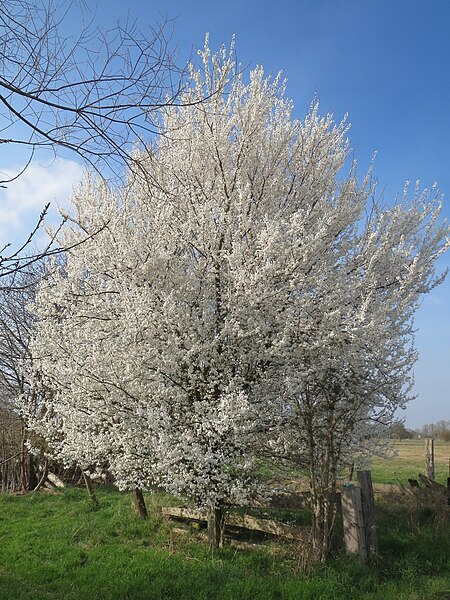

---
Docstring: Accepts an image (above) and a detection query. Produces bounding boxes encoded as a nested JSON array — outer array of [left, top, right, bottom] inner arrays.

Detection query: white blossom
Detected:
[[24, 40, 449, 525]]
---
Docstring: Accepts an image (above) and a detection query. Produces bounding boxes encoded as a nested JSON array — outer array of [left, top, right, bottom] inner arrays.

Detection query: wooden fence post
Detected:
[[82, 471, 99, 508], [341, 484, 367, 561], [425, 438, 435, 480], [357, 470, 378, 555]]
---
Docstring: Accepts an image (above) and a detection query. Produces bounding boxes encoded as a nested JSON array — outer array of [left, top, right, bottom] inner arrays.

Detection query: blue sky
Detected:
[[1, 0, 449, 427]]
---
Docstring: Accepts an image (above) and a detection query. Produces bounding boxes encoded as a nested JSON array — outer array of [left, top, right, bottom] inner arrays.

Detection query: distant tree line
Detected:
[[389, 421, 417, 439], [417, 420, 450, 442], [389, 420, 450, 441]]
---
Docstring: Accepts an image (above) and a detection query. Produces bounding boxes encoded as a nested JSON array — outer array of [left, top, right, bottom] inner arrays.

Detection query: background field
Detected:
[[370, 439, 450, 485]]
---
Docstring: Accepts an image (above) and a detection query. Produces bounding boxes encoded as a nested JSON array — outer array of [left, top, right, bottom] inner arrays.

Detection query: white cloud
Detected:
[[0, 159, 84, 253]]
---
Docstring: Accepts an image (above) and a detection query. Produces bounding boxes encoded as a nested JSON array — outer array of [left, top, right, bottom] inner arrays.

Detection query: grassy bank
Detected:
[[1, 486, 449, 599], [370, 439, 450, 485]]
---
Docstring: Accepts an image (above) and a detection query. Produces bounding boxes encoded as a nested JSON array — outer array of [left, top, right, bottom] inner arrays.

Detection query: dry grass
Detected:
[[370, 439, 450, 485]]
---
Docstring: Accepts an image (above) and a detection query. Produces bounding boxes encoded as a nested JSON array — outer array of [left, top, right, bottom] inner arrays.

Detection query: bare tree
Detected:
[[0, 0, 186, 184], [0, 0, 192, 280], [0, 265, 42, 491]]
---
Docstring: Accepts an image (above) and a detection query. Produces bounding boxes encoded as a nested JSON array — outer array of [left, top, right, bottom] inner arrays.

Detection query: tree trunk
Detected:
[[20, 424, 28, 492], [132, 488, 148, 518], [307, 414, 339, 562], [208, 507, 224, 549], [310, 488, 337, 562], [27, 454, 38, 491]]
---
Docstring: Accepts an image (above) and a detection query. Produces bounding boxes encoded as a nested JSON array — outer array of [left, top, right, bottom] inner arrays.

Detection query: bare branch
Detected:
[[0, 0, 191, 185]]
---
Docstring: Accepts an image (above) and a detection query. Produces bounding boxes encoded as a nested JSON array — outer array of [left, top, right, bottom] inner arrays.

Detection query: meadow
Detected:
[[370, 439, 450, 485], [0, 440, 449, 600]]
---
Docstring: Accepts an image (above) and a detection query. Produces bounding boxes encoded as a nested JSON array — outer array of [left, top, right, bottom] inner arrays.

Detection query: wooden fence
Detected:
[[162, 506, 310, 541], [163, 470, 378, 558], [163, 466, 450, 560]]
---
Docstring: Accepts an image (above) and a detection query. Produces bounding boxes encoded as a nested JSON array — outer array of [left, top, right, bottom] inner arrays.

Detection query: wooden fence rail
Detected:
[[161, 506, 309, 541]]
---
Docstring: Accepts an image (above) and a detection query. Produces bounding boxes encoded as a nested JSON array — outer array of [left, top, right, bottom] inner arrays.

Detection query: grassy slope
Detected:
[[370, 439, 450, 485], [0, 486, 450, 600]]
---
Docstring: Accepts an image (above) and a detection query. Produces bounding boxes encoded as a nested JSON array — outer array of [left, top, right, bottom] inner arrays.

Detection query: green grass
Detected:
[[1, 486, 450, 599], [370, 439, 450, 485]]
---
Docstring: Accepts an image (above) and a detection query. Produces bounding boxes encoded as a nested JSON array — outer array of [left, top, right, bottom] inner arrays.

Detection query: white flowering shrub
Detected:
[[24, 40, 449, 544]]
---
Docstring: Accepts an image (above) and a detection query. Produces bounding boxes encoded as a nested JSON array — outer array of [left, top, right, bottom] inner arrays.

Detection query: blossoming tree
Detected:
[[24, 41, 449, 555]]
